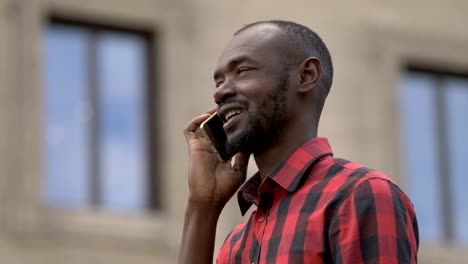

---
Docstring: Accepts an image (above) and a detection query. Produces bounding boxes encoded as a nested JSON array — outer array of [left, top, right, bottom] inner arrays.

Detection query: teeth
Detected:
[[224, 109, 242, 121]]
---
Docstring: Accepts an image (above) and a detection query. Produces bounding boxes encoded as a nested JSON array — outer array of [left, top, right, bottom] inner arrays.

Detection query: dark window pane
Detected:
[[444, 77, 468, 245], [399, 72, 442, 243], [97, 31, 149, 212], [43, 25, 91, 207]]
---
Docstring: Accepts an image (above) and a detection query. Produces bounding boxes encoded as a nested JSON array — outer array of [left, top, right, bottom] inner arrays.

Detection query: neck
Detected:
[[253, 121, 318, 180]]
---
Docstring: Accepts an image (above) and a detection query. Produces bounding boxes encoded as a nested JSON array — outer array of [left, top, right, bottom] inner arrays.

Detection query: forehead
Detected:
[[216, 24, 288, 68]]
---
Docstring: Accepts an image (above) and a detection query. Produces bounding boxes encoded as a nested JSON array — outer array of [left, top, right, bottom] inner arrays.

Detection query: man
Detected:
[[179, 20, 419, 263]]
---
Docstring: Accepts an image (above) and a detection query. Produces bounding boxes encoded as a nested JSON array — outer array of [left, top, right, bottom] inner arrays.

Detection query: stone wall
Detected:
[[0, 0, 467, 262]]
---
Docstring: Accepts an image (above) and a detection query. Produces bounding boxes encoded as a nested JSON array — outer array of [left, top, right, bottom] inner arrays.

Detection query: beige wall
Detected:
[[1, 0, 467, 263]]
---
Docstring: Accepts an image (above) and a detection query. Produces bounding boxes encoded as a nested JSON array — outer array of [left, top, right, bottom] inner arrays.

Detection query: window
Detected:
[[399, 67, 468, 245], [42, 18, 159, 213]]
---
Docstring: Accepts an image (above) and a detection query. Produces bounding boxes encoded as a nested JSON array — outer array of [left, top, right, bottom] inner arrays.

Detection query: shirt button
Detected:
[[258, 216, 265, 223]]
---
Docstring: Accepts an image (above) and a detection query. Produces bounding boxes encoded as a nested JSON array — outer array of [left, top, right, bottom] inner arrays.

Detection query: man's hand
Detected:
[[183, 108, 250, 211], [179, 109, 250, 264]]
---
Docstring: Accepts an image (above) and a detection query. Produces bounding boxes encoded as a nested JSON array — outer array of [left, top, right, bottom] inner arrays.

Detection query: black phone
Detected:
[[200, 113, 233, 161]]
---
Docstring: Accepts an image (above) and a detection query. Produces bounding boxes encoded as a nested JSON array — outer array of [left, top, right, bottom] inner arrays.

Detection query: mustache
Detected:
[[219, 98, 249, 108]]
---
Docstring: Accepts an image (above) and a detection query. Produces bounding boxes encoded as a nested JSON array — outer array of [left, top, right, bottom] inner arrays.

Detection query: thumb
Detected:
[[233, 153, 250, 181]]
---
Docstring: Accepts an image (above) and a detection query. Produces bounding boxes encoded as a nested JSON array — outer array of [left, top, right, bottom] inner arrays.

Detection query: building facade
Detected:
[[0, 0, 467, 263]]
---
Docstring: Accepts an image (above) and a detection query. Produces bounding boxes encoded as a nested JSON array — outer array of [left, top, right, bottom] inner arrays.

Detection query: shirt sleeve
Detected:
[[328, 177, 419, 264]]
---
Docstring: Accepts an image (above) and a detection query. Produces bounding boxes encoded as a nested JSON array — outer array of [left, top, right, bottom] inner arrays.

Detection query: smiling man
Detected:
[[179, 20, 419, 264]]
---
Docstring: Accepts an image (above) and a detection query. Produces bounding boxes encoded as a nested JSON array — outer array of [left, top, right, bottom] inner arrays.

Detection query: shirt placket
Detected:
[[250, 183, 273, 264]]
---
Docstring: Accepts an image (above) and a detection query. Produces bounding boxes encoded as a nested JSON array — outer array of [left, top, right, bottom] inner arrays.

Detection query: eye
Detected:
[[237, 67, 252, 74], [215, 80, 224, 88]]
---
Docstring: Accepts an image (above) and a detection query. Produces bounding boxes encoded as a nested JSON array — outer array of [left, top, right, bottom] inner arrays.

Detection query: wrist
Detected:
[[186, 198, 224, 216]]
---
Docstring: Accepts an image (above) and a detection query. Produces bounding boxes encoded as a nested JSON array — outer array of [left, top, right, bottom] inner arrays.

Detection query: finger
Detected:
[[185, 113, 210, 133], [183, 114, 214, 143], [183, 108, 218, 134]]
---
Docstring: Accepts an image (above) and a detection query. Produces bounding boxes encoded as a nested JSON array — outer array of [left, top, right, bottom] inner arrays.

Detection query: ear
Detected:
[[298, 57, 321, 93]]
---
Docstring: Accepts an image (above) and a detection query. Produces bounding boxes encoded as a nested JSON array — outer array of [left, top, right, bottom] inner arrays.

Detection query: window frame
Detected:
[[44, 16, 162, 211], [362, 24, 468, 261], [1, 0, 184, 251], [401, 66, 468, 244]]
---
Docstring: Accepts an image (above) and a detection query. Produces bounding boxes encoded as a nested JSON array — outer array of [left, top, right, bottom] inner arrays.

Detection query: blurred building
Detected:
[[0, 0, 467, 263]]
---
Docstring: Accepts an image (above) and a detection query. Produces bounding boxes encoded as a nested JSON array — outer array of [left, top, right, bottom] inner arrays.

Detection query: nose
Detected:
[[213, 79, 236, 105]]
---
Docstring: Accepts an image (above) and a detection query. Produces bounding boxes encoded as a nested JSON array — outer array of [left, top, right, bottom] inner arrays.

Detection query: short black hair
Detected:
[[235, 20, 333, 98]]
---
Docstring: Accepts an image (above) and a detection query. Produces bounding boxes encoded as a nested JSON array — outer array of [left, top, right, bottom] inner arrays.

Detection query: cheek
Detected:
[[284, 93, 298, 113], [237, 74, 278, 97], [238, 74, 288, 115]]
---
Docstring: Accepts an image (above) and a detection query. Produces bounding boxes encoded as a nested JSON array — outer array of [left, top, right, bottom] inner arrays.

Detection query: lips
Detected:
[[218, 104, 246, 131], [224, 108, 243, 122], [218, 103, 245, 121]]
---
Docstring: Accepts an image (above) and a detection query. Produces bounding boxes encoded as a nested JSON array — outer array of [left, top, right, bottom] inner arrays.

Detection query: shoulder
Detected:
[[328, 157, 396, 189], [324, 160, 419, 263], [322, 157, 412, 209]]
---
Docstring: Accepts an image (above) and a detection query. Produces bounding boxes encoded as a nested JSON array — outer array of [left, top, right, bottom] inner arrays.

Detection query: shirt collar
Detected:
[[237, 137, 333, 215]]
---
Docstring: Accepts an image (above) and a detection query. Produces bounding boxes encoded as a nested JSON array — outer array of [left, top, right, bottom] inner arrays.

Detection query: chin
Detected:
[[226, 129, 261, 156]]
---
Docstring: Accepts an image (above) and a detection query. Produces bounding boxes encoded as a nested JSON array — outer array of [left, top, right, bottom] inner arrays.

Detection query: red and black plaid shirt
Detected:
[[217, 137, 418, 264]]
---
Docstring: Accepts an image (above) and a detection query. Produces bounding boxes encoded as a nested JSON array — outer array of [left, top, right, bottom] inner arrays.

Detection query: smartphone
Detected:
[[200, 113, 232, 161]]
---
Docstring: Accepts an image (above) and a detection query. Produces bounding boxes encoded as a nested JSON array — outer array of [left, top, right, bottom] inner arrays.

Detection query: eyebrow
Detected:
[[213, 55, 253, 81]]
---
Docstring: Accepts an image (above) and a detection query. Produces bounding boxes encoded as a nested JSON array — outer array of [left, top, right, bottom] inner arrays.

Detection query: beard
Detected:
[[225, 73, 289, 156]]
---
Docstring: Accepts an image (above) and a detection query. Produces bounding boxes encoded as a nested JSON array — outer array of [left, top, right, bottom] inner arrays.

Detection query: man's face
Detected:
[[213, 24, 294, 156]]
